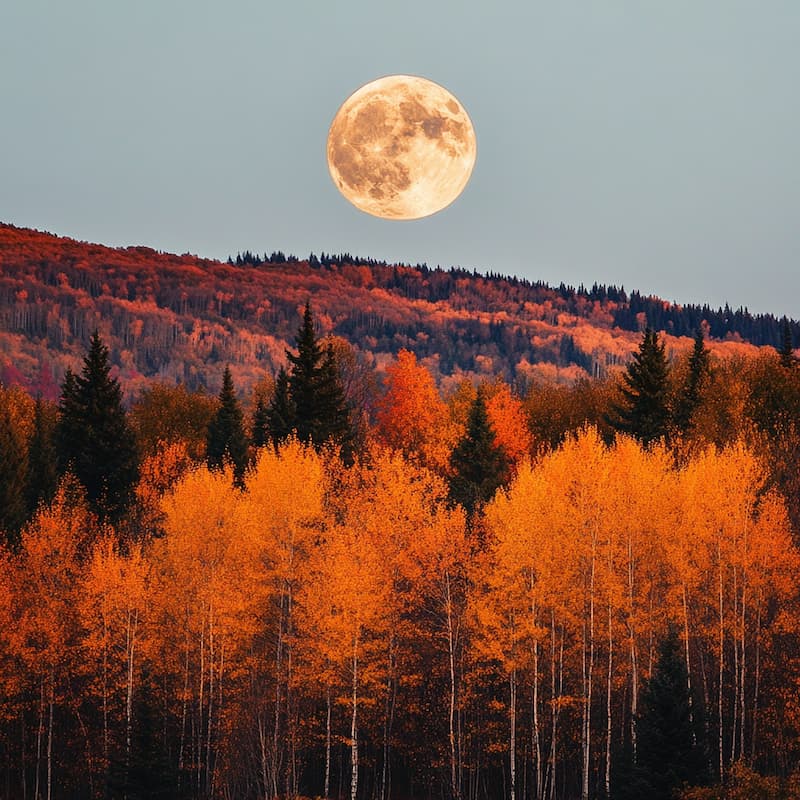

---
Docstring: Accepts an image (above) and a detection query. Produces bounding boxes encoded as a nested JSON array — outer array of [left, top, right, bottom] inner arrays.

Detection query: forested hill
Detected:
[[0, 222, 793, 398]]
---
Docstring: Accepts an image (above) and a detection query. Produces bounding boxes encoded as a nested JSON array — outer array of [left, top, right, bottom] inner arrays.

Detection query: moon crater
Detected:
[[327, 75, 477, 220]]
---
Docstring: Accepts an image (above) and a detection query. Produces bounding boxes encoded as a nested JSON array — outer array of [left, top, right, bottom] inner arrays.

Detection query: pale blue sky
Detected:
[[1, 1, 798, 317]]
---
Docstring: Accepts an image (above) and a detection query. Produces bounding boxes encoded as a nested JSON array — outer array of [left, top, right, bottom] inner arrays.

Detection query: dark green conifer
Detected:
[[778, 318, 797, 368], [285, 302, 353, 456], [609, 328, 670, 446], [56, 333, 139, 522], [622, 628, 708, 800], [251, 394, 270, 450], [673, 328, 710, 435], [0, 395, 28, 546], [266, 367, 296, 449], [287, 302, 324, 444], [56, 368, 82, 473], [448, 389, 510, 519], [26, 395, 58, 517], [315, 342, 354, 460], [206, 366, 248, 486]]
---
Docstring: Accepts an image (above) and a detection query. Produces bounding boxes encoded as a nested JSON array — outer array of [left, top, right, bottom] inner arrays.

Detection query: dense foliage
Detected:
[[0, 321, 800, 799], [1, 223, 797, 399]]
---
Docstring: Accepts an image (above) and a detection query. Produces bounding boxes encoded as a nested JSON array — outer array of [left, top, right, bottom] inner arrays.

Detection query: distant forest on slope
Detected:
[[0, 223, 795, 398]]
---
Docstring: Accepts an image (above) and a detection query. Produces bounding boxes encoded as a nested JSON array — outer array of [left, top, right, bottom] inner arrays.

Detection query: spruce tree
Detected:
[[315, 342, 354, 461], [0, 396, 28, 546], [206, 366, 249, 487], [285, 302, 353, 455], [448, 389, 510, 519], [610, 328, 670, 446], [56, 333, 139, 522], [625, 628, 708, 800], [266, 367, 296, 448], [56, 368, 83, 473], [26, 395, 58, 518], [251, 394, 270, 450], [778, 318, 797, 368], [673, 328, 710, 435], [288, 301, 324, 444]]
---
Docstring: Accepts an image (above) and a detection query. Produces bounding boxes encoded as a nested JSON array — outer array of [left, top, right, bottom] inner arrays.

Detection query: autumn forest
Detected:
[[2, 227, 800, 800]]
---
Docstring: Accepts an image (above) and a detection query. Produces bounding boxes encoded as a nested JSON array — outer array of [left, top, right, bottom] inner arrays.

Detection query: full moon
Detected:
[[327, 75, 477, 220]]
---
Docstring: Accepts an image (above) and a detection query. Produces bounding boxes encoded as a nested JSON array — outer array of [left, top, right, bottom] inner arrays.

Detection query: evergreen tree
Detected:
[[778, 318, 797, 368], [25, 395, 58, 518], [609, 328, 670, 446], [0, 395, 27, 546], [56, 368, 83, 473], [56, 333, 139, 522], [206, 366, 249, 486], [251, 394, 271, 450], [448, 389, 510, 519], [616, 628, 708, 800], [315, 342, 354, 461], [285, 302, 353, 455], [266, 367, 296, 449], [673, 328, 710, 435], [288, 301, 325, 444]]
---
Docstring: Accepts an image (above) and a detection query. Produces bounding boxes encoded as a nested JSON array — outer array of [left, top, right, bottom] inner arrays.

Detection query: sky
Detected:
[[1, 1, 799, 318]]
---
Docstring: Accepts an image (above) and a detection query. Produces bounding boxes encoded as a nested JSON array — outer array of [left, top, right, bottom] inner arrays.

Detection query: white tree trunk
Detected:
[[350, 633, 360, 800]]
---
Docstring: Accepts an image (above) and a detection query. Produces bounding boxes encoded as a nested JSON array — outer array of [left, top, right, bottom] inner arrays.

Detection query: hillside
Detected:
[[0, 222, 791, 399]]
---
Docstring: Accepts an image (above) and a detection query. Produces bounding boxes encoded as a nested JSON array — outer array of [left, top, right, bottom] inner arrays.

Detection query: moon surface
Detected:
[[327, 75, 477, 220]]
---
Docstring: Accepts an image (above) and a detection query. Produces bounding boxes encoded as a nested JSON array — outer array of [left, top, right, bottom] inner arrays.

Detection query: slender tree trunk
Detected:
[[179, 626, 190, 779], [35, 677, 44, 800], [446, 572, 460, 800], [718, 542, 725, 780], [325, 685, 332, 800], [510, 668, 517, 800], [272, 590, 286, 799], [582, 547, 596, 800], [530, 590, 541, 800], [206, 608, 214, 795], [126, 608, 138, 780], [102, 615, 109, 771], [606, 598, 613, 800], [286, 586, 296, 800], [258, 715, 269, 800], [198, 616, 205, 795], [627, 539, 638, 761], [350, 631, 360, 800], [739, 567, 747, 762], [381, 638, 396, 800], [545, 613, 563, 800], [751, 591, 762, 764], [47, 674, 53, 800], [682, 585, 696, 744], [731, 565, 739, 763]]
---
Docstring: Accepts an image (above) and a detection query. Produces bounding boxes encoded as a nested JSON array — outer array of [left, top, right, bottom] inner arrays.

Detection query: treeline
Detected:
[[3, 307, 800, 799], [1, 223, 796, 401]]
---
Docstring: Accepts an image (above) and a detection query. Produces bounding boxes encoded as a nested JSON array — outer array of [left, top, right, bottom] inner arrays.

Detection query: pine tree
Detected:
[[56, 368, 83, 474], [266, 367, 296, 449], [315, 342, 354, 461], [0, 394, 28, 546], [448, 389, 510, 519], [619, 628, 708, 800], [56, 333, 139, 522], [288, 302, 324, 444], [285, 302, 353, 455], [26, 395, 58, 518], [610, 328, 670, 446], [251, 394, 271, 450], [778, 318, 797, 368], [673, 328, 710, 435], [206, 366, 249, 486]]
